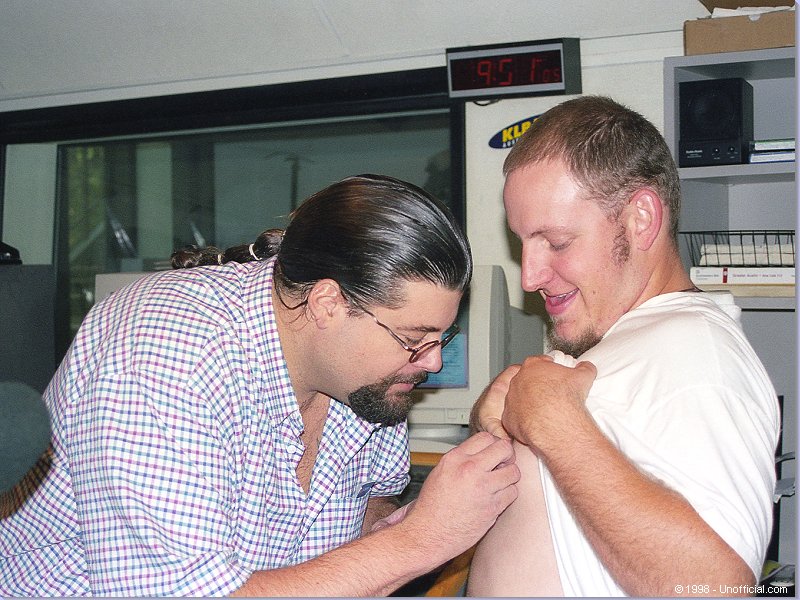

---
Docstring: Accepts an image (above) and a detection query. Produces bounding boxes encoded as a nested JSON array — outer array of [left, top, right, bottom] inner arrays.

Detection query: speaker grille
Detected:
[[679, 78, 754, 142], [678, 77, 754, 167]]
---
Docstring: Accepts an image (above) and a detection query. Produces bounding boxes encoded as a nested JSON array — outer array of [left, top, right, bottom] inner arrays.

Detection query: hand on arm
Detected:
[[469, 363, 521, 439], [233, 432, 519, 597], [502, 356, 753, 596], [500, 355, 596, 454]]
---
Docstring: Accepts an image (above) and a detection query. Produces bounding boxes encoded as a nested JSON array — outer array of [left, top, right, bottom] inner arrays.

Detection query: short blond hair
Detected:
[[504, 95, 682, 242]]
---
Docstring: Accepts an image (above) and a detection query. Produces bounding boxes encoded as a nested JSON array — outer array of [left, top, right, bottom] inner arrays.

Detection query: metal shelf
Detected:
[[737, 295, 796, 311], [664, 47, 795, 81], [678, 161, 796, 184]]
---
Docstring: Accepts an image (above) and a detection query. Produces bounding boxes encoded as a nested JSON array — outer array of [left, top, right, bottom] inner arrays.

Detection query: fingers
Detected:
[[431, 440, 521, 522], [483, 418, 512, 441], [491, 469, 521, 509], [454, 429, 500, 453], [519, 354, 556, 368], [444, 433, 520, 493], [501, 356, 598, 451], [471, 364, 523, 436], [490, 461, 522, 489], [494, 363, 522, 387], [371, 501, 414, 532], [454, 431, 515, 466], [572, 361, 598, 396], [514, 356, 597, 385]]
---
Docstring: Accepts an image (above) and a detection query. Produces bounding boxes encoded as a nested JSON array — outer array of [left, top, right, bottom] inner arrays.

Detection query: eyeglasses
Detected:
[[361, 308, 460, 364]]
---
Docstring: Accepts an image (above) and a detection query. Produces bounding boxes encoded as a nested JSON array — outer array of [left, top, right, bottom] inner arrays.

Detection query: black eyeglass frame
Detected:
[[361, 308, 460, 364]]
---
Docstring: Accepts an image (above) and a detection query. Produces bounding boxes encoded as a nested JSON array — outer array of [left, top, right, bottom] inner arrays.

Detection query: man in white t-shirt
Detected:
[[467, 96, 780, 597]]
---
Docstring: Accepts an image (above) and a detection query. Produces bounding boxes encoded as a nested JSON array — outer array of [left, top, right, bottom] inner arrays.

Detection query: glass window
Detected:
[[55, 110, 452, 345]]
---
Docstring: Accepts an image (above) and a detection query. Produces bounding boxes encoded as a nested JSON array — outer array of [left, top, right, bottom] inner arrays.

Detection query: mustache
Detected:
[[390, 371, 428, 387]]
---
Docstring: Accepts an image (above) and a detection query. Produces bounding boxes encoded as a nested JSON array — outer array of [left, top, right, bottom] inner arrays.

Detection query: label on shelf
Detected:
[[691, 266, 796, 285], [749, 150, 796, 164], [695, 284, 795, 299]]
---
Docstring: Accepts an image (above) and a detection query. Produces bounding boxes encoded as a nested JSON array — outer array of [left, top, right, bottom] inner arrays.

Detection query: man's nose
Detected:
[[521, 244, 554, 292], [413, 344, 444, 374]]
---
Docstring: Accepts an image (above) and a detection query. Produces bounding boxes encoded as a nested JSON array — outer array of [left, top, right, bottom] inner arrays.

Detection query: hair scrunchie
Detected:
[[248, 243, 260, 261]]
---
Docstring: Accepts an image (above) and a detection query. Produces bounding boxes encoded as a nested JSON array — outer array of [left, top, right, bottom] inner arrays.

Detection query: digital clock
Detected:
[[446, 38, 581, 100]]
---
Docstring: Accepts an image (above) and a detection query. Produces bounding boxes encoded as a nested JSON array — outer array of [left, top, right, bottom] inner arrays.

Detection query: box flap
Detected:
[[699, 0, 795, 12], [684, 8, 795, 55]]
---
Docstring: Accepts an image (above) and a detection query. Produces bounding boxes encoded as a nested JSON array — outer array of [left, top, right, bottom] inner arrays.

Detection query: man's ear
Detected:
[[629, 188, 663, 251], [306, 279, 346, 328]]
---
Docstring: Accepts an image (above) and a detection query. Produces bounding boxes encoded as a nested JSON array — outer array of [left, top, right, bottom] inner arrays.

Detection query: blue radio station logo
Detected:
[[488, 114, 541, 149]]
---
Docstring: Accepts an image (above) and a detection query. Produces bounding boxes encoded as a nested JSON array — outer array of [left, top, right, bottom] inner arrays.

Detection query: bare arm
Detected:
[[232, 432, 520, 597], [502, 356, 753, 597], [232, 520, 444, 597], [467, 440, 563, 597]]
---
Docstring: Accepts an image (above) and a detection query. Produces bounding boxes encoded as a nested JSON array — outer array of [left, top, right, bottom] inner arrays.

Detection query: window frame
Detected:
[[0, 68, 467, 360]]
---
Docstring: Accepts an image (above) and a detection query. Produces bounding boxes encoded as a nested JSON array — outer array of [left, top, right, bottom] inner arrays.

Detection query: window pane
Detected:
[[56, 110, 452, 346]]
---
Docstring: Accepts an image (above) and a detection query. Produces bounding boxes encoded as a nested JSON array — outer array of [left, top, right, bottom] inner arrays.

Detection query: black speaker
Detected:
[[678, 78, 753, 167]]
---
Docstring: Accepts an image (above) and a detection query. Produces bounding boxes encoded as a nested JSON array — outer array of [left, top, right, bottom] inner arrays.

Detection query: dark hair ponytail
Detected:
[[171, 229, 284, 269], [172, 174, 472, 311]]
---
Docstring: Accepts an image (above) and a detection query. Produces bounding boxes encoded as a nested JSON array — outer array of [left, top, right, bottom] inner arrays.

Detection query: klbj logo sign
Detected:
[[488, 114, 542, 149]]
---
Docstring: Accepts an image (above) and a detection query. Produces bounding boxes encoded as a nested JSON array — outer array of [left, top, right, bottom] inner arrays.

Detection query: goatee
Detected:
[[546, 323, 603, 358], [347, 372, 427, 426]]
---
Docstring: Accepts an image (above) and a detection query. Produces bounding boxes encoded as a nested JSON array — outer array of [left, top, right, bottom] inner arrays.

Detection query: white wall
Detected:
[[0, 1, 706, 111], [466, 32, 683, 310]]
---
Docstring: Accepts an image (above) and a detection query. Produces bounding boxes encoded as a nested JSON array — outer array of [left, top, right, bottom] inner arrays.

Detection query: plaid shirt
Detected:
[[0, 258, 410, 596]]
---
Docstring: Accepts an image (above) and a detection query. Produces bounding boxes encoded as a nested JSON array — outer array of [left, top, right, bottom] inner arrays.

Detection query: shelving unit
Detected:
[[664, 46, 796, 571], [678, 161, 794, 184], [665, 47, 795, 265]]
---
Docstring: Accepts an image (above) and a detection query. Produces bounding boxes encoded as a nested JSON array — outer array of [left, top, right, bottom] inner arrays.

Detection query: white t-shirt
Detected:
[[542, 291, 780, 596]]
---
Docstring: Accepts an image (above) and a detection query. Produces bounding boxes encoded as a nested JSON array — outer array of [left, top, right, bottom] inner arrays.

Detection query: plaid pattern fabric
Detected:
[[0, 258, 410, 596]]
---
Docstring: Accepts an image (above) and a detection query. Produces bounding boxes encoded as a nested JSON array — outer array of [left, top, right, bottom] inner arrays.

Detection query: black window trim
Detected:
[[0, 66, 466, 243]]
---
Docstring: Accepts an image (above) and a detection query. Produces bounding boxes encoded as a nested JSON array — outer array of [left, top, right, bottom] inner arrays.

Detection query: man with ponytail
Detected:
[[1, 175, 520, 597]]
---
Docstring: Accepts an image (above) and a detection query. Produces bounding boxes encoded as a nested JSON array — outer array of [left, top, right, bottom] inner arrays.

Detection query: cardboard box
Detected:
[[684, 1, 795, 55]]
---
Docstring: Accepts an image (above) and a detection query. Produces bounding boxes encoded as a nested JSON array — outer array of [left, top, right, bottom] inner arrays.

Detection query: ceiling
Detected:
[[0, 0, 709, 110]]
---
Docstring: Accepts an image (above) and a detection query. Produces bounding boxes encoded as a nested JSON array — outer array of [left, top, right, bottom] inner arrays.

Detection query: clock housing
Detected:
[[447, 38, 581, 100]]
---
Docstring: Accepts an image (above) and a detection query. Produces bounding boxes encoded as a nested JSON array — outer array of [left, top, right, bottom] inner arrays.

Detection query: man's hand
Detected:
[[502, 356, 597, 454], [388, 432, 520, 565], [469, 364, 521, 439], [235, 434, 518, 597]]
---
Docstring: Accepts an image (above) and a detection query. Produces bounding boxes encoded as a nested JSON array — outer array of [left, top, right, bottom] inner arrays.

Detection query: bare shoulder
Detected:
[[467, 441, 563, 597]]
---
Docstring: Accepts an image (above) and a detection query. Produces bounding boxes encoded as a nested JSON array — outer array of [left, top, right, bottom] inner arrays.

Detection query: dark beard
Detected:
[[347, 372, 427, 426], [546, 323, 603, 358]]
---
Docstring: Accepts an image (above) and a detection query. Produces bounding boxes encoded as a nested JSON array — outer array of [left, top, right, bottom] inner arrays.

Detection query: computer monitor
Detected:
[[0, 265, 56, 393], [407, 264, 544, 451], [95, 271, 150, 304]]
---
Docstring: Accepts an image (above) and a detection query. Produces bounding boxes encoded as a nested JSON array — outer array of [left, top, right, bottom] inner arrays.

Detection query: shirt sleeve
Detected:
[[367, 421, 411, 497], [68, 372, 249, 596]]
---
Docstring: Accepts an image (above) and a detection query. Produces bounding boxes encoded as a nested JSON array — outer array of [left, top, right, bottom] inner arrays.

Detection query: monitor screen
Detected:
[[418, 309, 469, 389]]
